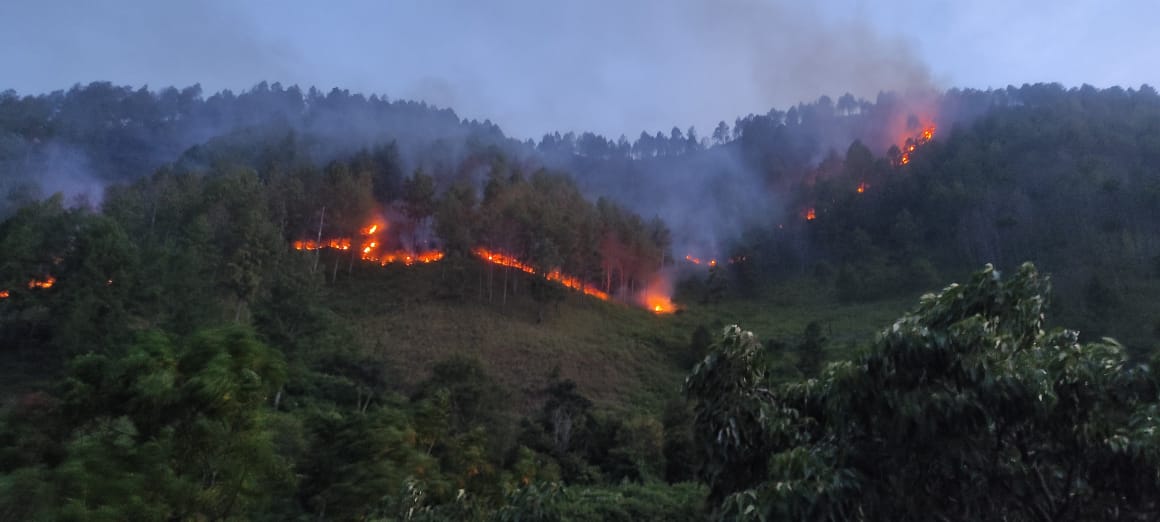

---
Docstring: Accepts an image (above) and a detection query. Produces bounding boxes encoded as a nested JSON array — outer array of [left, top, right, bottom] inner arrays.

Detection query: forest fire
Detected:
[[27, 276, 55, 289], [685, 254, 749, 268], [645, 294, 673, 314], [1, 275, 57, 299], [805, 208, 817, 221], [474, 247, 535, 274], [857, 182, 867, 194], [293, 220, 444, 266], [293, 239, 351, 251], [640, 275, 675, 314], [296, 219, 664, 311], [897, 125, 937, 166], [684, 255, 717, 267], [370, 250, 444, 265], [472, 247, 612, 302]]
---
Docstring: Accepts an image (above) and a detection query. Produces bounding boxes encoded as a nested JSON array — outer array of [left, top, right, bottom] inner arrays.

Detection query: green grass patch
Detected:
[[320, 261, 919, 415]]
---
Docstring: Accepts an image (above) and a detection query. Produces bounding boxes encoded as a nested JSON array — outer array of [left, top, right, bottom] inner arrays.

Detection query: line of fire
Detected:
[[292, 218, 675, 314], [799, 120, 937, 224], [0, 276, 55, 300], [895, 125, 936, 166]]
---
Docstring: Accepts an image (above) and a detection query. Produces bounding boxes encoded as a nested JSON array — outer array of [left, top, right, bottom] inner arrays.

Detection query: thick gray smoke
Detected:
[[3, 1, 934, 140]]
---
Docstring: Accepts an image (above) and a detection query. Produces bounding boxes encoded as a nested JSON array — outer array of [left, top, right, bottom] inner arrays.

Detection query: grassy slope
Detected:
[[323, 260, 915, 414]]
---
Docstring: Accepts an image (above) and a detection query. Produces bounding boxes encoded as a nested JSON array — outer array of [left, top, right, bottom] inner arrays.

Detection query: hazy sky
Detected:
[[3, 0, 1157, 139]]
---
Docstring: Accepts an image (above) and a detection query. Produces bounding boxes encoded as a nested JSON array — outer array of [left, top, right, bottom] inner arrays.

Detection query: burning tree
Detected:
[[288, 158, 673, 313]]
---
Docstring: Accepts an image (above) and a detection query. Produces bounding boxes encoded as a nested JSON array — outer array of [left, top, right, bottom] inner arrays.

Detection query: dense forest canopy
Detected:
[[5, 81, 1159, 341], [2, 80, 1160, 519]]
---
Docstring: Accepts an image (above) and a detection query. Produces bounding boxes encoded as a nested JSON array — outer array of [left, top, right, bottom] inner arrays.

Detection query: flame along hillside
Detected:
[[293, 218, 674, 314], [293, 222, 444, 266], [895, 123, 937, 166], [0, 276, 55, 300], [800, 120, 937, 223]]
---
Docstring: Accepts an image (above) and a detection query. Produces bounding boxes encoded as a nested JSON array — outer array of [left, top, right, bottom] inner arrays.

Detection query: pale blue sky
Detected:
[[3, 1, 1156, 139]]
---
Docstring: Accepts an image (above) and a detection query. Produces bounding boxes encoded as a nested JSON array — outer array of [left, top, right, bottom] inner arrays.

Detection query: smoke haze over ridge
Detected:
[[7, 1, 1158, 139]]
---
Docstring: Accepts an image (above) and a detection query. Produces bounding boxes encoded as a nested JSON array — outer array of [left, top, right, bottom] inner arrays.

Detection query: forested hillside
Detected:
[[2, 81, 1160, 519]]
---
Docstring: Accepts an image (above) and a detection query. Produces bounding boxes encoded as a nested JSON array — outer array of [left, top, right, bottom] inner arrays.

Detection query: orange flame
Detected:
[[682, 255, 719, 267], [371, 250, 445, 266], [293, 238, 351, 251], [294, 219, 443, 266], [686, 253, 746, 267], [897, 125, 936, 166], [292, 218, 660, 308], [1, 275, 57, 299], [857, 182, 867, 194], [473, 247, 611, 302], [28, 276, 55, 289], [641, 275, 675, 314], [646, 295, 674, 314], [805, 208, 816, 221]]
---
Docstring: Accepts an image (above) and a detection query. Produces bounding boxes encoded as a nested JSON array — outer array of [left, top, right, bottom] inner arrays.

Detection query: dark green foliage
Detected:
[[297, 405, 435, 520], [403, 169, 438, 225], [684, 324, 776, 505], [0, 197, 139, 355], [688, 324, 714, 366], [542, 482, 706, 522], [1, 326, 291, 520], [415, 356, 510, 436], [690, 263, 1160, 520], [661, 399, 698, 483], [794, 321, 826, 376], [704, 264, 726, 304]]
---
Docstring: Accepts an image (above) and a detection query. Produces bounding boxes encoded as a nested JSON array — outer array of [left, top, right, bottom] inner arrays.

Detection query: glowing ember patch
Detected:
[[293, 239, 352, 251], [687, 253, 746, 267], [28, 276, 55, 289], [857, 182, 867, 194], [0, 290, 8, 299], [805, 208, 817, 221]]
